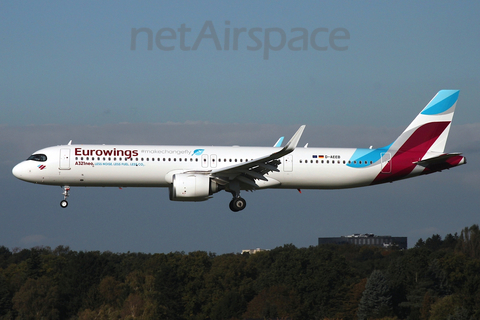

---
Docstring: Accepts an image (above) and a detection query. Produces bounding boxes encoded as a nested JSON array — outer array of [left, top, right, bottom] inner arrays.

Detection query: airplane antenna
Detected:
[[68, 140, 72, 145]]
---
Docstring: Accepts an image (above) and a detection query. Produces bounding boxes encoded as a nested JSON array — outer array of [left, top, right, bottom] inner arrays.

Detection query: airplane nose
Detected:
[[12, 162, 25, 179]]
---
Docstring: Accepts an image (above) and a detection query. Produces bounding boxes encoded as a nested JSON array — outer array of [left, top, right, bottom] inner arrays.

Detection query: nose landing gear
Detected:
[[60, 186, 70, 208]]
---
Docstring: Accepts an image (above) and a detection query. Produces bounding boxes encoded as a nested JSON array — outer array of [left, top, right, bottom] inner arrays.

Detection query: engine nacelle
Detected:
[[169, 174, 220, 202]]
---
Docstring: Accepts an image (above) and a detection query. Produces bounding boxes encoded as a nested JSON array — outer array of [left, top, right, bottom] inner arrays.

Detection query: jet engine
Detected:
[[169, 173, 220, 201]]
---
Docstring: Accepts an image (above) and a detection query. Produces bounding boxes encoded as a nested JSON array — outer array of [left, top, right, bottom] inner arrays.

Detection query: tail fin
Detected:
[[389, 90, 459, 154]]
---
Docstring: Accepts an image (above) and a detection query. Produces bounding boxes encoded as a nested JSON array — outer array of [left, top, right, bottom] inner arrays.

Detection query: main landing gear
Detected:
[[229, 197, 246, 212], [60, 186, 70, 208], [227, 181, 247, 212]]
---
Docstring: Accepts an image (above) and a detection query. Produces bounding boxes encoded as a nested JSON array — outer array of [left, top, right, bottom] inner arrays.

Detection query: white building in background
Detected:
[[241, 248, 269, 254]]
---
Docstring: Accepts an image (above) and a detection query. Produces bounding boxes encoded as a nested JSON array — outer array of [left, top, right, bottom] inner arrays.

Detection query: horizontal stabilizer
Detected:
[[414, 153, 463, 167]]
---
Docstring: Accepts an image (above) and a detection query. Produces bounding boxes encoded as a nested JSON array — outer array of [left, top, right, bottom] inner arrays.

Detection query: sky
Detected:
[[1, 1, 479, 254]]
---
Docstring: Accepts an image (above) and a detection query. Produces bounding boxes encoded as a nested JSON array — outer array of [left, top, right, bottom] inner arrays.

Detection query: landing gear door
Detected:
[[59, 148, 71, 170]]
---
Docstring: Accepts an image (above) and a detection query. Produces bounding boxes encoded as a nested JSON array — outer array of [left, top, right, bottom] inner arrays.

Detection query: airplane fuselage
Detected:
[[12, 90, 466, 211], [12, 144, 464, 190]]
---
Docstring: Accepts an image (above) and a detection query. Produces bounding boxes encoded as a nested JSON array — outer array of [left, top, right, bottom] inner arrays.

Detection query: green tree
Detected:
[[12, 276, 60, 320], [0, 272, 13, 317], [358, 270, 392, 319], [210, 290, 246, 320], [26, 248, 43, 280], [416, 238, 426, 248], [425, 235, 443, 252], [456, 224, 480, 258], [243, 285, 300, 319], [336, 278, 367, 320], [98, 276, 124, 308], [0, 246, 12, 269], [429, 295, 463, 320], [420, 291, 433, 320], [155, 257, 183, 319]]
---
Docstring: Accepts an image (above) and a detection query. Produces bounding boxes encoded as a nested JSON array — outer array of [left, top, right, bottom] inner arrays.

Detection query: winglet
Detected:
[[283, 125, 306, 153], [273, 137, 284, 147], [268, 125, 306, 159]]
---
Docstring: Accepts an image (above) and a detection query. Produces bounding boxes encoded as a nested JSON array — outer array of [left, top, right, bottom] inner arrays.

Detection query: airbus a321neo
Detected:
[[12, 90, 466, 211]]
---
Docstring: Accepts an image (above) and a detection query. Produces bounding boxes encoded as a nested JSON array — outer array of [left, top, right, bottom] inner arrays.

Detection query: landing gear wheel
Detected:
[[61, 186, 70, 208], [229, 197, 246, 212]]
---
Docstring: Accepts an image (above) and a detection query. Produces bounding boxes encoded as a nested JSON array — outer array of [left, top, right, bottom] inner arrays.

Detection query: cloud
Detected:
[[20, 234, 47, 245], [448, 123, 480, 154]]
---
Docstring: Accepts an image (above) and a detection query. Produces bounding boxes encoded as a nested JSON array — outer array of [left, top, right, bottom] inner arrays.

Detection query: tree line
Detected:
[[1, 224, 480, 319]]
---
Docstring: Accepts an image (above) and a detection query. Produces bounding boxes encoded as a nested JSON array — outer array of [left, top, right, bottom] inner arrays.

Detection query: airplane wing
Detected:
[[207, 125, 305, 188]]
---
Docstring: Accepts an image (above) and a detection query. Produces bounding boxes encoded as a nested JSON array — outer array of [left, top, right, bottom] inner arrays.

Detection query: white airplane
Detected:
[[12, 90, 466, 212]]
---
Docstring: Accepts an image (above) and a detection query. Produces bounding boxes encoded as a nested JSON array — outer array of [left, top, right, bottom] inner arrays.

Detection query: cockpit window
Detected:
[[27, 154, 47, 162]]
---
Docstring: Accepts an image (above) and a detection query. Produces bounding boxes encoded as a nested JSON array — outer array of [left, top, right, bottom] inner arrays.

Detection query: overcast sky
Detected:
[[1, 1, 479, 254]]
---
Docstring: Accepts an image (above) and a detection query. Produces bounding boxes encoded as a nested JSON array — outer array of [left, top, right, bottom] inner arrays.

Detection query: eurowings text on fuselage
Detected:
[[12, 90, 466, 211]]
